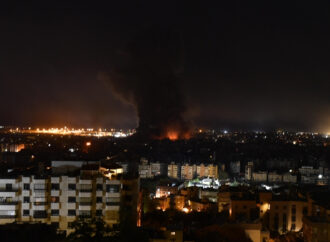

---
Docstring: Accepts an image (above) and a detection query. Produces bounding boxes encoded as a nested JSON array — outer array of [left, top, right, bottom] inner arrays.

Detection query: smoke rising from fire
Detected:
[[103, 26, 190, 139]]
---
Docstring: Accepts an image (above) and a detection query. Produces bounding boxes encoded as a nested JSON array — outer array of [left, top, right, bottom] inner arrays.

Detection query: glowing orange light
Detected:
[[167, 131, 179, 141], [86, 141, 91, 146]]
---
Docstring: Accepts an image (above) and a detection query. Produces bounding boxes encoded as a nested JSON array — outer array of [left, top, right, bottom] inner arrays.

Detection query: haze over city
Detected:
[[1, 2, 330, 242], [1, 2, 330, 132]]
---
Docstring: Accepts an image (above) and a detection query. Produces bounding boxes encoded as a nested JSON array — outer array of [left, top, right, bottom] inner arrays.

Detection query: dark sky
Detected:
[[1, 1, 330, 132]]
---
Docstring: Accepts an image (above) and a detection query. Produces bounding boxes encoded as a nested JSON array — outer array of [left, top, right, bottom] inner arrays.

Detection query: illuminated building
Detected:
[[196, 163, 219, 179], [252, 171, 267, 182], [245, 162, 254, 181], [167, 162, 181, 179], [180, 163, 197, 180], [155, 186, 178, 198], [282, 173, 297, 183], [138, 158, 166, 179], [267, 172, 282, 183], [0, 163, 139, 235], [0, 143, 25, 152], [268, 197, 308, 233]]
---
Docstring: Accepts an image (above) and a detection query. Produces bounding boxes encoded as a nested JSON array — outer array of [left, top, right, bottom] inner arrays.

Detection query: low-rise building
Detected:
[[252, 171, 267, 182], [268, 196, 308, 233], [268, 172, 282, 183], [282, 173, 297, 183]]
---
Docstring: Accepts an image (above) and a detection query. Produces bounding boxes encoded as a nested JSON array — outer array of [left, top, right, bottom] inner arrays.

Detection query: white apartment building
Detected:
[[138, 159, 166, 179], [0, 174, 127, 234]]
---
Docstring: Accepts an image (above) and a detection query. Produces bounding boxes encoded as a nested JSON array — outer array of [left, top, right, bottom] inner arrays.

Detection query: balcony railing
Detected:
[[0, 188, 19, 192], [0, 215, 16, 218], [106, 202, 120, 206], [79, 189, 92, 192], [79, 202, 92, 206], [34, 202, 48, 206], [0, 201, 19, 205]]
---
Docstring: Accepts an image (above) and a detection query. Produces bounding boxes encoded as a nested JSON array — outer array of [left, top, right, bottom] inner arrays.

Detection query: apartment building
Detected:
[[138, 159, 166, 179], [0, 164, 139, 234], [168, 162, 181, 179], [181, 163, 197, 180], [268, 197, 308, 233], [180, 163, 219, 180]]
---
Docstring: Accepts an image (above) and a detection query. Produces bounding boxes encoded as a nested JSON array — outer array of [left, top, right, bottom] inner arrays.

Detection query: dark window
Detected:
[[243, 205, 247, 209], [274, 213, 279, 230], [303, 207, 308, 216], [122, 185, 130, 191], [96, 184, 103, 191], [51, 222, 59, 228], [283, 213, 287, 232], [23, 184, 30, 190], [106, 185, 120, 193], [96, 197, 102, 203], [68, 184, 76, 190], [275, 205, 279, 210], [68, 197, 76, 203], [124, 195, 132, 202], [51, 210, 59, 216], [51, 183, 59, 190], [23, 197, 30, 203], [283, 206, 287, 210], [291, 224, 296, 230], [68, 222, 75, 228], [291, 205, 296, 214], [33, 210, 47, 218], [50, 196, 59, 203], [23, 210, 30, 216], [291, 215, 296, 222], [6, 184, 12, 190], [68, 210, 76, 216], [96, 210, 102, 216]]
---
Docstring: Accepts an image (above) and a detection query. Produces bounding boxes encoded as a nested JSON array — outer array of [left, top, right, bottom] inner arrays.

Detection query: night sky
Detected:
[[1, 2, 330, 132]]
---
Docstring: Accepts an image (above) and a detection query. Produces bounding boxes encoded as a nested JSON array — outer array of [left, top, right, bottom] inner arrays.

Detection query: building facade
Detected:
[[0, 173, 137, 234]]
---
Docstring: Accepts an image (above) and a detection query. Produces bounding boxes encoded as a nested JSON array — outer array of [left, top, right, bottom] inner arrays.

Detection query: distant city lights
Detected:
[[6, 127, 135, 138]]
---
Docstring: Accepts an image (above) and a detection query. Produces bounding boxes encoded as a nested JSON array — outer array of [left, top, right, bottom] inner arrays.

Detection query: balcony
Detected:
[[106, 202, 120, 206], [50, 203, 60, 209], [79, 202, 92, 206], [0, 215, 16, 219], [0, 188, 19, 192], [0, 201, 18, 205], [79, 189, 92, 193]]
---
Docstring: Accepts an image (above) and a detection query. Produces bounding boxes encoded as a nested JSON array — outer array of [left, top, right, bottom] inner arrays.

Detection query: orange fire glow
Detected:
[[167, 131, 179, 141]]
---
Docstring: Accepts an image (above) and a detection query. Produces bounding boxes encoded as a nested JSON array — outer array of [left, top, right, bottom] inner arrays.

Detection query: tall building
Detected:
[[138, 159, 166, 179], [196, 163, 219, 179], [245, 162, 254, 181], [181, 163, 197, 180], [168, 162, 181, 179], [0, 163, 139, 235]]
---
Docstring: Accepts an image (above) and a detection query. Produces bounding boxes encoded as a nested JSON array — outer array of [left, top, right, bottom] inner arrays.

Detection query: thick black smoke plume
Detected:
[[106, 26, 189, 139]]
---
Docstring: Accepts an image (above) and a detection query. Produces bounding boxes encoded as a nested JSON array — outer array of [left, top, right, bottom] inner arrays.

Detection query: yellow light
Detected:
[[182, 207, 189, 213], [86, 141, 91, 146]]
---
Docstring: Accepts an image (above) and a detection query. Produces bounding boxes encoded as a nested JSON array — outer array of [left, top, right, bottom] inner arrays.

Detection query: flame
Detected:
[[167, 130, 179, 141]]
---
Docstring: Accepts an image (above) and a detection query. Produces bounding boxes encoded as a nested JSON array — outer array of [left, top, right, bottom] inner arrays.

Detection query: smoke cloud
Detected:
[[102, 26, 190, 139]]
